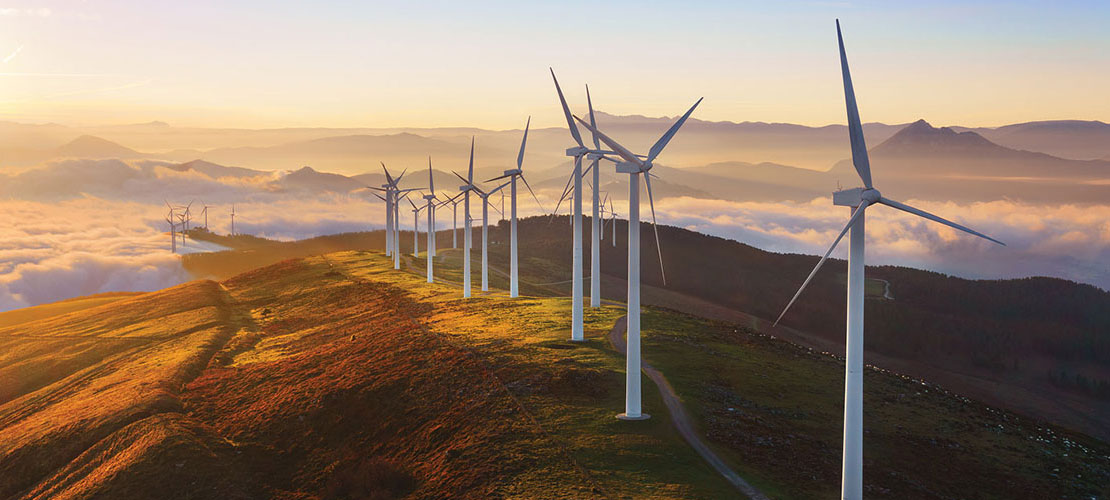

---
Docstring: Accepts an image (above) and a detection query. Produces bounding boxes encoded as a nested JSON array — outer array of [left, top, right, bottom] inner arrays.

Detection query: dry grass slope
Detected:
[[0, 252, 740, 499]]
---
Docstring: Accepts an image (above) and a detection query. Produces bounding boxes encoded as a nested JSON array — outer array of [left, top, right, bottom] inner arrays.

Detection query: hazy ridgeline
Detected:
[[0, 115, 1106, 311]]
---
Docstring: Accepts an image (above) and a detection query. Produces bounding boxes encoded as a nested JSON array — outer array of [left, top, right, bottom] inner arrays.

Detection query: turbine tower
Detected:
[[550, 70, 587, 341], [425, 158, 439, 283], [230, 204, 235, 236], [408, 197, 426, 257], [585, 86, 604, 308], [458, 168, 509, 293], [164, 202, 178, 254], [772, 20, 1005, 500], [486, 117, 543, 298], [575, 96, 702, 421], [458, 138, 476, 298]]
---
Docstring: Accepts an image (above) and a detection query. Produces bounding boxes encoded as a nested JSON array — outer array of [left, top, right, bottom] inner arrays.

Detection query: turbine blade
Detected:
[[573, 115, 641, 166], [550, 68, 584, 147], [428, 156, 434, 193], [468, 136, 475, 182], [551, 171, 575, 218], [879, 197, 1005, 246], [381, 161, 393, 185], [453, 170, 469, 185], [643, 173, 667, 285], [487, 181, 511, 195], [485, 173, 513, 182], [517, 116, 530, 170], [837, 19, 873, 189], [586, 83, 600, 150], [774, 201, 870, 326], [647, 97, 703, 163], [520, 174, 546, 213]]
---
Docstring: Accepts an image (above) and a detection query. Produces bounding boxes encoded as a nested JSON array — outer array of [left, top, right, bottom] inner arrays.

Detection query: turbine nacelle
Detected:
[[459, 185, 473, 192], [565, 146, 589, 157], [833, 187, 882, 207], [615, 161, 650, 175], [502, 168, 522, 177]]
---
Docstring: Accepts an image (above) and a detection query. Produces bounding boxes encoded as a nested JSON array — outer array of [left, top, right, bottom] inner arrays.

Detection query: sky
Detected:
[[0, 0, 1107, 129]]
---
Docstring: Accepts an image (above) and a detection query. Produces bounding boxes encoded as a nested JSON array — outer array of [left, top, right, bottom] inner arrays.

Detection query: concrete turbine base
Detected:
[[616, 413, 651, 421]]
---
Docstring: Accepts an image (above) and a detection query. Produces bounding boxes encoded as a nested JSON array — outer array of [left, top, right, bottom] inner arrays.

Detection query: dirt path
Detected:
[[607, 316, 769, 500]]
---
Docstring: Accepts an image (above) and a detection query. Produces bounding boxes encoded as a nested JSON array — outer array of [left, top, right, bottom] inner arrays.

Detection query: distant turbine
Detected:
[[425, 158, 439, 283], [408, 196, 424, 257], [457, 167, 509, 293], [230, 204, 235, 236], [486, 117, 544, 298], [772, 20, 1005, 500], [459, 138, 476, 298], [164, 201, 177, 254], [576, 95, 702, 421]]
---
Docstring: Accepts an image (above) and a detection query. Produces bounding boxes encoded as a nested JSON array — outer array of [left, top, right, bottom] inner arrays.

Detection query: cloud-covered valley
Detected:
[[0, 157, 1106, 311]]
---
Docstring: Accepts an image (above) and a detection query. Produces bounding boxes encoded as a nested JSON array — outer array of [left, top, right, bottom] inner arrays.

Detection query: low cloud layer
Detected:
[[0, 158, 1105, 312], [653, 197, 1110, 289]]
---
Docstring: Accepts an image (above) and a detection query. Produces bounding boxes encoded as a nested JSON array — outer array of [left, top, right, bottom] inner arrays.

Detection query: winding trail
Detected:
[[607, 315, 769, 500]]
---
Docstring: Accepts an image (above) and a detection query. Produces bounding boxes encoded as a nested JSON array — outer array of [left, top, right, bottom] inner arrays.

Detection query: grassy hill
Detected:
[[0, 252, 742, 498], [3, 247, 1107, 497], [182, 217, 1110, 446]]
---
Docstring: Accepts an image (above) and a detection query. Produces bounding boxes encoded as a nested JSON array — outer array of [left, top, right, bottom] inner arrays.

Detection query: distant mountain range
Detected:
[[0, 115, 1107, 204]]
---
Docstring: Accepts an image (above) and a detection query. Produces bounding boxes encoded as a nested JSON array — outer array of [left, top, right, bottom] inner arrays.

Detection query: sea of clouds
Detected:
[[0, 157, 1106, 311]]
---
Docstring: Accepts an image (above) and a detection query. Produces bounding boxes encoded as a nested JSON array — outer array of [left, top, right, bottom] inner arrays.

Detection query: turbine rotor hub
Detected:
[[861, 188, 881, 203]]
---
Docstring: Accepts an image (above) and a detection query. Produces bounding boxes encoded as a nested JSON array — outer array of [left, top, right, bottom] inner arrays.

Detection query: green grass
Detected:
[[638, 308, 1110, 499]]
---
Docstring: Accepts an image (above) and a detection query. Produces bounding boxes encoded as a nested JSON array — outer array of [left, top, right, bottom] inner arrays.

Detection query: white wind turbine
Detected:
[[408, 197, 425, 257], [458, 138, 477, 298], [607, 197, 618, 247], [598, 192, 609, 242], [772, 20, 1005, 500], [457, 165, 509, 293], [375, 163, 402, 257], [425, 158, 439, 283], [550, 70, 588, 340], [394, 188, 414, 269], [575, 97, 702, 421], [164, 202, 178, 254], [485, 117, 544, 298], [230, 204, 236, 236]]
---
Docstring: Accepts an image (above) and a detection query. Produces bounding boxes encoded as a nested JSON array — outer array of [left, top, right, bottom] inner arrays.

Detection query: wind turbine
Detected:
[[200, 202, 210, 230], [575, 96, 702, 421], [486, 117, 544, 298], [458, 138, 477, 298], [374, 163, 409, 260], [394, 188, 414, 269], [771, 20, 1005, 500], [457, 165, 509, 293], [598, 193, 609, 242], [408, 197, 425, 257], [164, 201, 178, 253], [230, 204, 235, 236], [584, 86, 606, 308], [425, 158, 439, 283], [550, 70, 588, 340], [608, 197, 618, 247]]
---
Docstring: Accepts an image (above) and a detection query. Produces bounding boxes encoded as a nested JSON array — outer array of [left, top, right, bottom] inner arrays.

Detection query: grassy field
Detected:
[[0, 292, 143, 328], [5, 246, 1107, 498], [0, 251, 740, 498]]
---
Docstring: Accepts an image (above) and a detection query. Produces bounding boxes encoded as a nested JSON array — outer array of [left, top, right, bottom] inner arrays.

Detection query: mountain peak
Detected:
[[872, 119, 1004, 157], [55, 135, 140, 158]]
